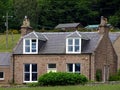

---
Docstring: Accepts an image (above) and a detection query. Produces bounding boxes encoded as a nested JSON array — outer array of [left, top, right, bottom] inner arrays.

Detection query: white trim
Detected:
[[66, 30, 81, 38], [42, 34, 49, 40], [23, 64, 38, 83], [66, 63, 80, 73], [66, 38, 81, 54], [0, 72, 4, 80], [23, 38, 38, 54], [33, 31, 38, 38]]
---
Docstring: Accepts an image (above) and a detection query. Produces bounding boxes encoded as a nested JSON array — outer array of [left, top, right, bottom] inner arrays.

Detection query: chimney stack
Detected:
[[98, 16, 109, 34], [20, 16, 33, 36]]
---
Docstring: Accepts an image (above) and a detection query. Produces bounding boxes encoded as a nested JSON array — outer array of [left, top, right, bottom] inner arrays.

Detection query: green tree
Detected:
[[38, 0, 99, 29], [13, 0, 39, 29]]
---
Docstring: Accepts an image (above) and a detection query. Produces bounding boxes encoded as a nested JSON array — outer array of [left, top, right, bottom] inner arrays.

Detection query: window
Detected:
[[0, 72, 4, 80], [24, 64, 37, 82], [67, 63, 80, 73], [47, 64, 57, 73], [23, 39, 38, 54], [66, 38, 81, 53]]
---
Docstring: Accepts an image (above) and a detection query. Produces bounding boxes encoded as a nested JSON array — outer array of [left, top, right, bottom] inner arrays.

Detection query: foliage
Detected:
[[109, 75, 120, 81], [38, 72, 88, 86], [96, 69, 102, 81], [27, 82, 39, 87], [1, 0, 120, 32], [109, 69, 120, 81]]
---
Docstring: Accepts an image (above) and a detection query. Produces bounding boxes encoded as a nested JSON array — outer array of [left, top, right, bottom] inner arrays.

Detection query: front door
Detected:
[[103, 65, 109, 82]]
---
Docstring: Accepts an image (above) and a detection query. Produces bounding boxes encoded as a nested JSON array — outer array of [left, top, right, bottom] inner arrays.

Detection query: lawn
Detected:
[[0, 84, 120, 90], [0, 34, 20, 52]]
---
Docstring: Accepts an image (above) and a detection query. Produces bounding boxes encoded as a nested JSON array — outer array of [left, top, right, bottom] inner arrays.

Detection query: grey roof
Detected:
[[13, 31, 120, 54], [55, 23, 80, 29], [23, 31, 47, 41], [0, 53, 11, 66]]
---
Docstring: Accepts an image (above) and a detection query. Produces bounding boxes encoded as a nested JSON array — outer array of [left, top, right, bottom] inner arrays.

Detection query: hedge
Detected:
[[38, 72, 88, 86]]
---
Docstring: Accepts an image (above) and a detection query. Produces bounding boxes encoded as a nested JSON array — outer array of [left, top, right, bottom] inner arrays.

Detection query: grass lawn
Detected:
[[0, 34, 20, 52], [0, 84, 120, 90]]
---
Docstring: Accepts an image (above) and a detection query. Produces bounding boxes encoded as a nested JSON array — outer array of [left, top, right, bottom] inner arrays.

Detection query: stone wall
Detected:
[[13, 54, 91, 84], [95, 33, 117, 81], [0, 66, 10, 84], [113, 36, 120, 69]]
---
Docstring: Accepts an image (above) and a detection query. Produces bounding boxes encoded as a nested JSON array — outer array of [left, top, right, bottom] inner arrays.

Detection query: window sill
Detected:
[[0, 78, 4, 80], [23, 81, 38, 83]]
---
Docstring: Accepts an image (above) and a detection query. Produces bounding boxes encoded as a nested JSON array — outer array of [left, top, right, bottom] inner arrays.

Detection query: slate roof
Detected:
[[0, 53, 11, 66], [55, 23, 80, 29], [13, 31, 120, 54]]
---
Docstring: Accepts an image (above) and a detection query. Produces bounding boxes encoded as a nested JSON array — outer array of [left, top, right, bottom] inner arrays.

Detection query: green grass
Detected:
[[0, 34, 21, 52], [0, 84, 120, 90]]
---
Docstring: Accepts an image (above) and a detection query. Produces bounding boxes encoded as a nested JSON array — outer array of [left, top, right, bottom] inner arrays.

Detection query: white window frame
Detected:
[[66, 63, 81, 73], [0, 72, 4, 80], [66, 38, 81, 54], [47, 63, 57, 73], [23, 64, 38, 83], [23, 38, 38, 54]]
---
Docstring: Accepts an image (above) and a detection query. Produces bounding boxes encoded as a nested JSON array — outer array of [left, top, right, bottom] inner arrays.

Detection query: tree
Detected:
[[0, 0, 9, 33], [38, 0, 99, 29], [13, 0, 39, 29]]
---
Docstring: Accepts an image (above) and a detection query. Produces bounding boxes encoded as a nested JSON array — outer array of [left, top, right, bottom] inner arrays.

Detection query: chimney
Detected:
[[20, 16, 33, 36], [98, 16, 109, 35]]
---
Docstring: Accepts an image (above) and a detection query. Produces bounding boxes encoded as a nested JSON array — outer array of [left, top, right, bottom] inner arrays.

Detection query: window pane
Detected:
[[75, 39, 79, 45], [0, 72, 3, 78], [32, 64, 37, 72], [25, 64, 30, 72], [32, 44, 36, 48], [68, 39, 73, 45], [25, 40, 30, 45], [48, 64, 56, 68], [67, 64, 73, 72], [32, 39, 36, 42], [32, 49, 36, 52], [32, 39, 36, 52], [32, 73, 37, 81], [75, 46, 79, 52], [75, 63, 80, 73], [68, 46, 73, 52], [25, 47, 30, 52], [24, 73, 30, 81]]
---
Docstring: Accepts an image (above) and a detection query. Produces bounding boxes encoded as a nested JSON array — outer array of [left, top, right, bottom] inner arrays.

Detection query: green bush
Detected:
[[109, 69, 120, 81], [96, 69, 102, 81], [27, 82, 39, 87], [109, 75, 120, 81], [38, 72, 88, 86]]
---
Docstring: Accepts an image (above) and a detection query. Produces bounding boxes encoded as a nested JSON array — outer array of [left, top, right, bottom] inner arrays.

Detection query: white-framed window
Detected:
[[67, 63, 80, 74], [66, 38, 81, 53], [23, 39, 38, 54], [0, 72, 4, 80], [24, 64, 37, 83], [47, 63, 57, 73]]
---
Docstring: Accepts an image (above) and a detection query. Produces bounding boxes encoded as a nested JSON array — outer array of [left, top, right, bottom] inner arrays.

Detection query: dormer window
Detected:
[[23, 39, 38, 54], [66, 38, 81, 54]]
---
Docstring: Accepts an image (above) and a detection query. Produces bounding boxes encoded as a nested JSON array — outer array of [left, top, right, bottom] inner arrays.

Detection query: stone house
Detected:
[[1, 16, 120, 84]]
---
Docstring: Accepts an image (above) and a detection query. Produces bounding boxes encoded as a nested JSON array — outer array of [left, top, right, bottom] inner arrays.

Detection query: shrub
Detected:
[[109, 69, 120, 81], [96, 69, 102, 81], [27, 82, 39, 87], [38, 72, 88, 86], [109, 75, 120, 81]]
